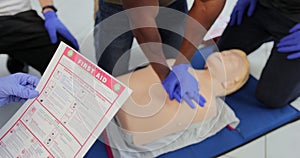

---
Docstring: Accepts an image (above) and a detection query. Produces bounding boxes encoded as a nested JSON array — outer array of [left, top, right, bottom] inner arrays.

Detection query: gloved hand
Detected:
[[277, 23, 300, 59], [44, 11, 79, 50], [0, 73, 40, 107], [229, 0, 257, 26], [162, 64, 206, 109]]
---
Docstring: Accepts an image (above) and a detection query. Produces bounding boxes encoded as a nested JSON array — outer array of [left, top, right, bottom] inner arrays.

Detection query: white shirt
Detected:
[[0, 0, 32, 16]]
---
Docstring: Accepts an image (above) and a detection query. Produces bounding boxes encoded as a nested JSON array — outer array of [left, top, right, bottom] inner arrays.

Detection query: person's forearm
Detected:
[[175, 0, 225, 64], [38, 0, 54, 13], [132, 27, 170, 81], [123, 0, 170, 81]]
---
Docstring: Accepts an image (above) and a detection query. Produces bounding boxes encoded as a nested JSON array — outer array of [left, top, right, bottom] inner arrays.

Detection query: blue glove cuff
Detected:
[[43, 11, 57, 20], [172, 64, 190, 73]]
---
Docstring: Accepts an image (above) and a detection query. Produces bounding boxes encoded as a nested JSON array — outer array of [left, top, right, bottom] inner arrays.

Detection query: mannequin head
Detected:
[[205, 49, 250, 96]]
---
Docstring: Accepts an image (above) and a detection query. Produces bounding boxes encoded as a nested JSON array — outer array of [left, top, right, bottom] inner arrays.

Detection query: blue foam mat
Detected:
[[84, 139, 108, 158], [85, 76, 300, 158]]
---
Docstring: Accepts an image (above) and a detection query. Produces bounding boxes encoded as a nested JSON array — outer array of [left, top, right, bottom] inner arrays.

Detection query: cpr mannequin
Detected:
[[115, 49, 250, 146]]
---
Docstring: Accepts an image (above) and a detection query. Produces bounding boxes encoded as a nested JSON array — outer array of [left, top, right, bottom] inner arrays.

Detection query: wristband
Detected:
[[42, 5, 57, 13]]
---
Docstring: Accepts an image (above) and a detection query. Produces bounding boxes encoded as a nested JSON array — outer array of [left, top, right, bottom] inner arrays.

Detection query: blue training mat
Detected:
[[85, 76, 300, 158], [84, 138, 108, 158]]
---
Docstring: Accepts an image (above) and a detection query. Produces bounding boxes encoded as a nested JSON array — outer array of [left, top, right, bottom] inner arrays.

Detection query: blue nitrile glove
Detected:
[[173, 86, 206, 109], [229, 0, 257, 26], [0, 73, 40, 107], [277, 23, 300, 59], [44, 11, 79, 50], [162, 64, 206, 109]]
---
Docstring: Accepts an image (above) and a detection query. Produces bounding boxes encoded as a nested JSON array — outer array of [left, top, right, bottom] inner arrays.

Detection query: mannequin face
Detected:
[[205, 50, 247, 89]]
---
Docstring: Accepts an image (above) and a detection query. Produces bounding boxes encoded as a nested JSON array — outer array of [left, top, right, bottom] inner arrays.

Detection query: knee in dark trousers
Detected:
[[255, 87, 291, 108]]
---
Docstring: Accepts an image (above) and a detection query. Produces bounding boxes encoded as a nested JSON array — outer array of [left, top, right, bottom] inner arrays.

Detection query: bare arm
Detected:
[[122, 0, 170, 81], [175, 0, 225, 64], [38, 0, 55, 13]]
